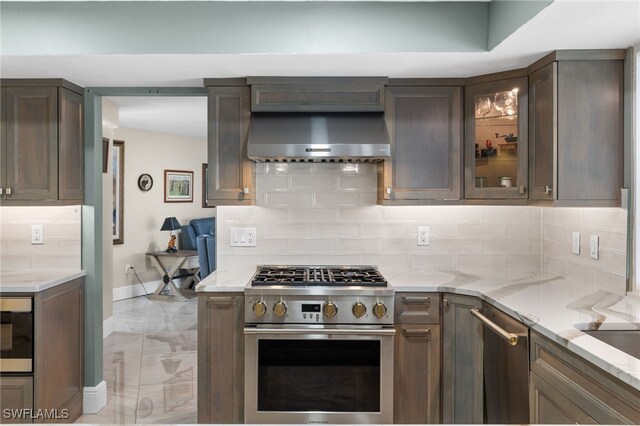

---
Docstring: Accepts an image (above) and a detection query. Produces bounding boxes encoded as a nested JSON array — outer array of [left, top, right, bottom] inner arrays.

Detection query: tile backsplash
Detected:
[[217, 163, 542, 272], [218, 163, 629, 295], [0, 206, 82, 272]]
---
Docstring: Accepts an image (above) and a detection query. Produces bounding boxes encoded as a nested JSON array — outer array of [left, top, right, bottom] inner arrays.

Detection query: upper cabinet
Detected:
[[0, 80, 84, 205], [464, 73, 528, 200], [205, 80, 254, 206], [528, 51, 625, 206], [247, 77, 386, 112], [380, 84, 462, 204]]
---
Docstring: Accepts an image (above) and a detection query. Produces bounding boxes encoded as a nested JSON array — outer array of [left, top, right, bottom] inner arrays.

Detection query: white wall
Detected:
[[111, 126, 213, 290]]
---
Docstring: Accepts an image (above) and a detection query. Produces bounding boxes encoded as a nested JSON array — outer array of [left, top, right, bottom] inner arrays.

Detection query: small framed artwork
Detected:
[[164, 170, 194, 203], [102, 137, 110, 174], [201, 163, 214, 208], [138, 173, 153, 192]]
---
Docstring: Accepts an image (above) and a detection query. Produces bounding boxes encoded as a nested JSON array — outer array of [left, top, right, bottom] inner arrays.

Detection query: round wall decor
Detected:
[[137, 174, 153, 191]]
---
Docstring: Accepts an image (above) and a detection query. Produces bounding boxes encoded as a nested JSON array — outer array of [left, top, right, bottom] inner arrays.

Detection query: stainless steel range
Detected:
[[244, 265, 394, 424]]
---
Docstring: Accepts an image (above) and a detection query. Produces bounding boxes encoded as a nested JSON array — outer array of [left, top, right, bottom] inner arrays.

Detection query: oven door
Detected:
[[0, 297, 33, 373], [244, 326, 394, 424]]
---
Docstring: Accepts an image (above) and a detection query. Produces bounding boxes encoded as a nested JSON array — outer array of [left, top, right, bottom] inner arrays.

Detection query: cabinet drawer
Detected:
[[394, 293, 440, 324], [530, 331, 640, 424]]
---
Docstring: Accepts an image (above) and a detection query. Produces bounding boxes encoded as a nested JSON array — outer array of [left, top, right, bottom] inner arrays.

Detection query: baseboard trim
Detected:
[[83, 380, 107, 414], [112, 280, 159, 301], [103, 315, 115, 339]]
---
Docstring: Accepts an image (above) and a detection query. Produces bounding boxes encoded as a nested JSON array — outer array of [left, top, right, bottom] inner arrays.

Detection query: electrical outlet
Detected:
[[417, 226, 430, 246], [572, 232, 580, 255], [125, 264, 132, 274], [230, 228, 257, 247], [31, 224, 44, 245], [590, 235, 599, 260]]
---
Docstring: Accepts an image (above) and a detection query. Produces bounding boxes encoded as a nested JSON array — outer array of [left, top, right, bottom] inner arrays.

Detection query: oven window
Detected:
[[257, 339, 380, 412], [0, 313, 33, 359]]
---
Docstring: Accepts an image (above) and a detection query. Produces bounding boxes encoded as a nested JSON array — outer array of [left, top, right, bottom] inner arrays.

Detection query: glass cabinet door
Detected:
[[464, 77, 528, 199]]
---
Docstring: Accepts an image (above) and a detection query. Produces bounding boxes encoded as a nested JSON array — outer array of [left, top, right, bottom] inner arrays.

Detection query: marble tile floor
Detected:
[[76, 295, 198, 424]]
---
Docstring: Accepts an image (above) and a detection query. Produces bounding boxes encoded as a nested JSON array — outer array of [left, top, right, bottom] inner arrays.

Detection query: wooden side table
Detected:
[[145, 250, 200, 301]]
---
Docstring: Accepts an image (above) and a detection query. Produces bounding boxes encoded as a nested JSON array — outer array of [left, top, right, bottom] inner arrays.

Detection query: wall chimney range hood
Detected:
[[247, 112, 390, 162]]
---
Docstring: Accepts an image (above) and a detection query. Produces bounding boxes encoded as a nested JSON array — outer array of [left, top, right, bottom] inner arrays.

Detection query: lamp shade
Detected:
[[160, 217, 181, 231]]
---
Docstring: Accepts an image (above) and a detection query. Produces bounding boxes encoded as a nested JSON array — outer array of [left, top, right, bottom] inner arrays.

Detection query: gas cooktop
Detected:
[[250, 265, 387, 287]]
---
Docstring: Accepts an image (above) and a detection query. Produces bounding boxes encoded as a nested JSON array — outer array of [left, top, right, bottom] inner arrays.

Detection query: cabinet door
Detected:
[[530, 372, 597, 424], [464, 77, 528, 199], [529, 63, 557, 201], [1, 87, 6, 191], [381, 87, 462, 202], [5, 87, 58, 201], [197, 293, 245, 424], [394, 325, 441, 424], [58, 88, 84, 201], [441, 294, 483, 424], [0, 376, 33, 424], [207, 86, 253, 205]]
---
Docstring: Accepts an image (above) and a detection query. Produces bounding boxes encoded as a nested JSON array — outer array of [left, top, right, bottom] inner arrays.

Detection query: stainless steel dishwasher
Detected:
[[471, 302, 529, 424]]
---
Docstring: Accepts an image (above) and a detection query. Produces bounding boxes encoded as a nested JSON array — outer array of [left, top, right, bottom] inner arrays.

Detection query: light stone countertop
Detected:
[[0, 270, 87, 293], [196, 265, 640, 392]]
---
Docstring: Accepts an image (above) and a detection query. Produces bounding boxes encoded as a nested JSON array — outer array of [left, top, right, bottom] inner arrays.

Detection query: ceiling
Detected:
[[2, 0, 639, 139]]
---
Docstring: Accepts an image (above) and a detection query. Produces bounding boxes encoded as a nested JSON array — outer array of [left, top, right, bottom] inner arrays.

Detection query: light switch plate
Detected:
[[230, 228, 257, 247], [590, 235, 599, 260], [572, 232, 580, 255], [31, 224, 44, 245]]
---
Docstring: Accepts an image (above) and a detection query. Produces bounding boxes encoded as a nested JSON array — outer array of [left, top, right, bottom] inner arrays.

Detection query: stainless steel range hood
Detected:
[[247, 112, 390, 162]]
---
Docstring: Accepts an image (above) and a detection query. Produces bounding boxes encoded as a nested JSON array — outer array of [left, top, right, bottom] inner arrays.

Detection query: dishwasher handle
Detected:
[[470, 308, 520, 346]]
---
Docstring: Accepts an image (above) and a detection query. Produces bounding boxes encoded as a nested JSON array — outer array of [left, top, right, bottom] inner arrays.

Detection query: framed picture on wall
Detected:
[[102, 137, 110, 174], [112, 140, 125, 245], [202, 163, 214, 208], [165, 170, 194, 203]]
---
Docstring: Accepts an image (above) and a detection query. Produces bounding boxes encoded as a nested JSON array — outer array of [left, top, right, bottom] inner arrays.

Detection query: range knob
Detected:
[[352, 302, 367, 318], [373, 302, 388, 319], [323, 301, 338, 318], [253, 301, 267, 317], [273, 301, 287, 317]]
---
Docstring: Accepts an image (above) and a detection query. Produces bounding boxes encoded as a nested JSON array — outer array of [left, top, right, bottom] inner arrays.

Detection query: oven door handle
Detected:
[[244, 327, 396, 336]]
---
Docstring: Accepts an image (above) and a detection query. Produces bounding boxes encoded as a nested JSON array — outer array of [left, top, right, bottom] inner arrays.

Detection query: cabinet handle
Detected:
[[545, 185, 553, 195], [386, 187, 392, 195], [402, 328, 431, 338], [401, 296, 430, 305], [443, 298, 449, 309], [5, 188, 11, 196], [243, 187, 249, 194], [0, 188, 3, 195], [518, 185, 526, 195], [207, 296, 237, 305], [470, 308, 520, 346]]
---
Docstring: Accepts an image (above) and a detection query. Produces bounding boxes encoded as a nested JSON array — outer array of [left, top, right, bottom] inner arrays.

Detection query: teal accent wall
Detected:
[[488, 0, 553, 50], [2, 1, 489, 54]]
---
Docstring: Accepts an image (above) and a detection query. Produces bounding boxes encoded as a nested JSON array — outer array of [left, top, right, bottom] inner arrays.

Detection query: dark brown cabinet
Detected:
[[530, 331, 640, 424], [0, 80, 83, 205], [528, 51, 625, 205], [197, 293, 245, 424], [205, 82, 254, 206], [464, 74, 528, 200], [393, 293, 441, 424], [0, 377, 33, 424], [380, 86, 462, 204], [441, 293, 483, 424]]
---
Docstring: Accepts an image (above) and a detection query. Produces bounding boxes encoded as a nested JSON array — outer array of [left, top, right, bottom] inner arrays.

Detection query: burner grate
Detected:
[[250, 265, 387, 287]]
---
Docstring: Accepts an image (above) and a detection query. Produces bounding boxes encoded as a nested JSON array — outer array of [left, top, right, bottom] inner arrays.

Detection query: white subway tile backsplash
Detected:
[[457, 224, 502, 238], [429, 207, 481, 224], [425, 238, 483, 254], [382, 207, 430, 222], [258, 175, 290, 192], [337, 175, 376, 192], [288, 239, 336, 253], [554, 209, 581, 227], [33, 255, 80, 271], [339, 207, 383, 222], [338, 239, 383, 253], [481, 238, 531, 254], [505, 255, 541, 271], [457, 255, 504, 270], [314, 192, 364, 207], [543, 256, 568, 276], [566, 263, 594, 287], [362, 255, 409, 269], [315, 223, 360, 238], [361, 223, 407, 238], [311, 255, 362, 265], [542, 224, 567, 243], [0, 255, 33, 271], [291, 175, 337, 192], [580, 208, 627, 232], [291, 208, 337, 222], [409, 254, 457, 269], [480, 206, 531, 224], [264, 163, 312, 175], [260, 224, 314, 238], [592, 269, 627, 296], [265, 192, 313, 208]]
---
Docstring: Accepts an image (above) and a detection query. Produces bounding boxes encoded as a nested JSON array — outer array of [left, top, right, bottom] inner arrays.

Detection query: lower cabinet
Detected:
[[530, 331, 640, 424], [441, 293, 483, 424], [393, 293, 441, 424], [0, 377, 33, 424], [197, 293, 245, 424]]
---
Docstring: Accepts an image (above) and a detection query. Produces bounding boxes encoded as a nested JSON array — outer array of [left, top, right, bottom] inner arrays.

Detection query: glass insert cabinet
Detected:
[[464, 76, 528, 199]]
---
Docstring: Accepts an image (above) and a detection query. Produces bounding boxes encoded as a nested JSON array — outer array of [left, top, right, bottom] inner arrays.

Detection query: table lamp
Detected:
[[161, 217, 181, 253]]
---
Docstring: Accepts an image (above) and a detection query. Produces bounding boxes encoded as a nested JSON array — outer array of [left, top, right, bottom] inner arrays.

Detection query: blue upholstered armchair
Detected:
[[181, 217, 216, 278]]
